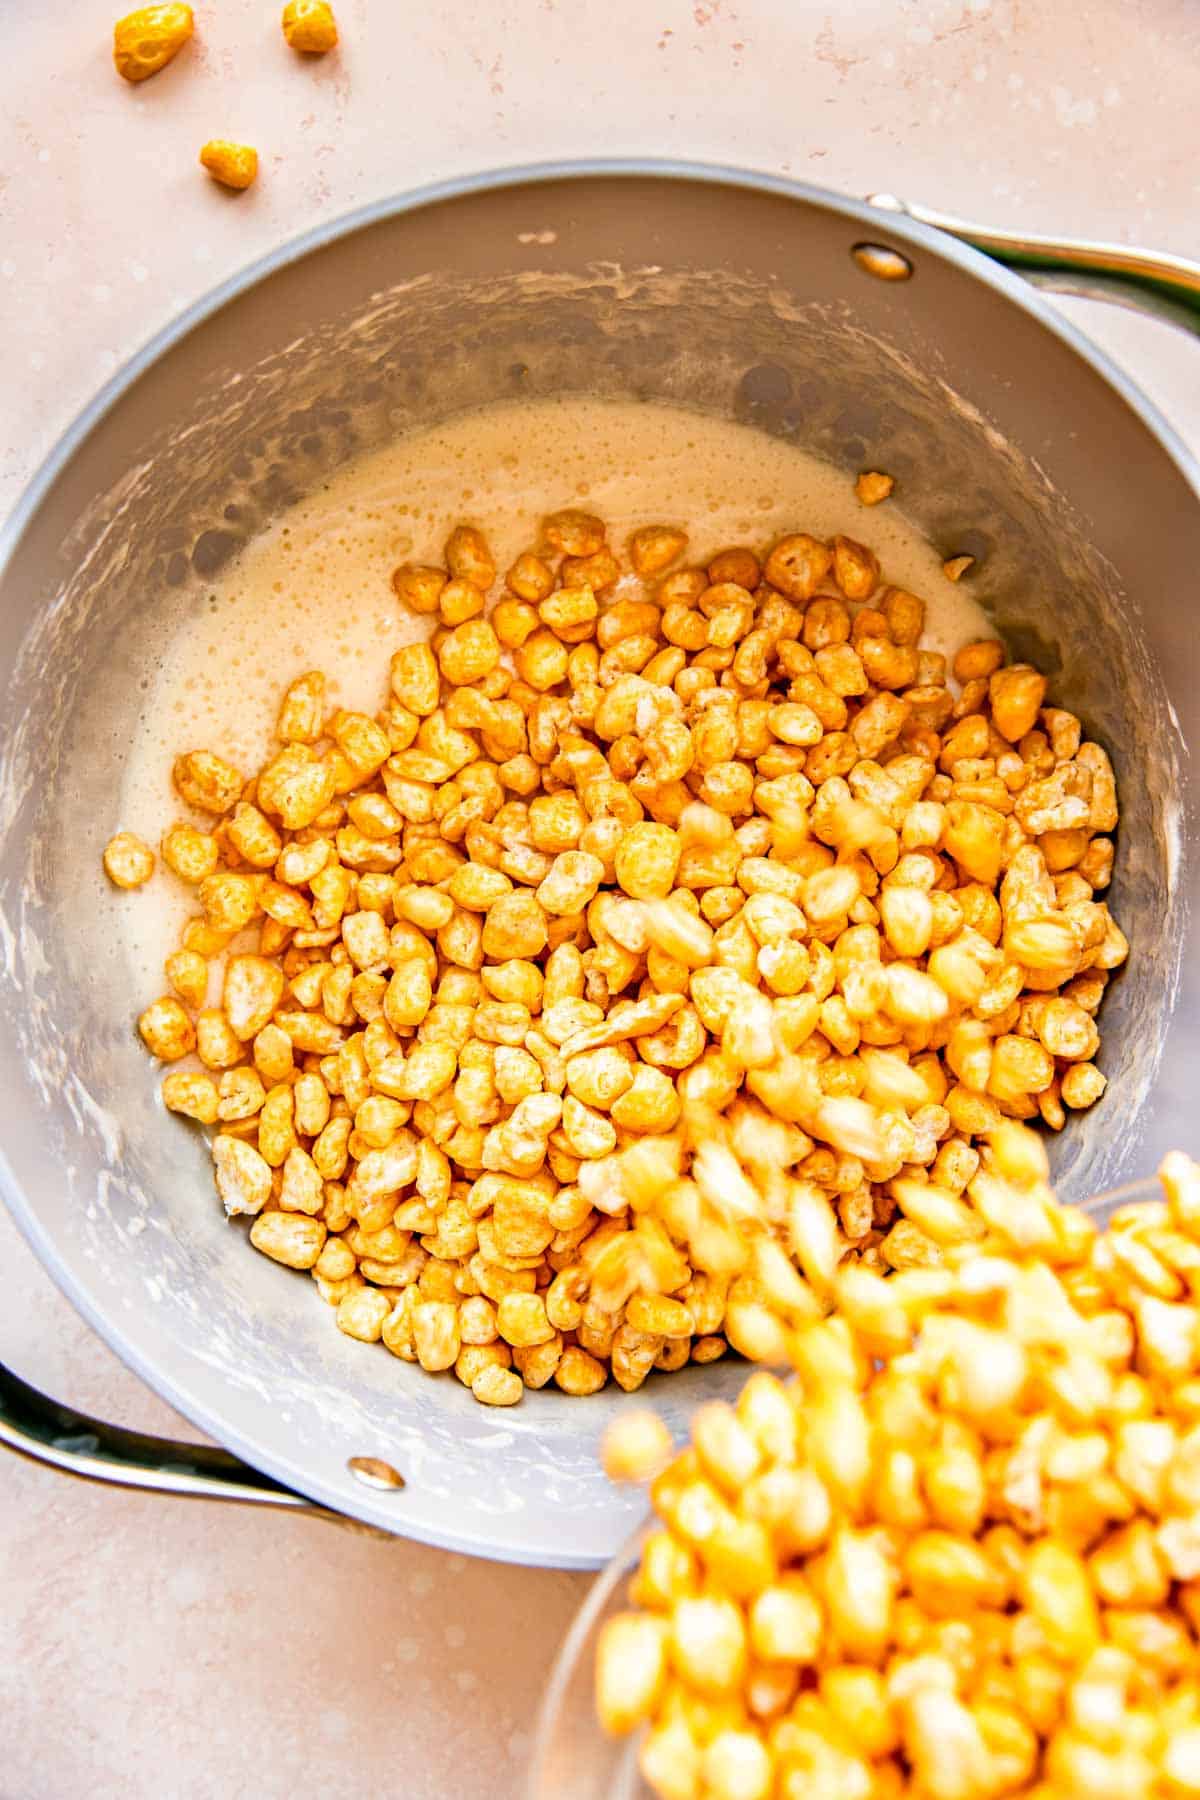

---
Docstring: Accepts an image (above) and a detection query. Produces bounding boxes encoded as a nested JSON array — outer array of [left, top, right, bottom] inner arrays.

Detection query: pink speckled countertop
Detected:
[[2, 3, 1200, 1796]]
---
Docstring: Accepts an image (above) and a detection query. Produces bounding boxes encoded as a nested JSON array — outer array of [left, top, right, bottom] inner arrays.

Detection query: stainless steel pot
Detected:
[[0, 163, 1196, 1568]]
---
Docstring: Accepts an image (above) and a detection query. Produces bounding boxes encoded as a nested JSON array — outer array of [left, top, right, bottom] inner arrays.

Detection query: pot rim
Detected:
[[2, 159, 1197, 1559], [5, 156, 1200, 579]]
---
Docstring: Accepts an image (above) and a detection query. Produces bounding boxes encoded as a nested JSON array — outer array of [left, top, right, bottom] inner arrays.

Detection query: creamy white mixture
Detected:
[[117, 397, 992, 992]]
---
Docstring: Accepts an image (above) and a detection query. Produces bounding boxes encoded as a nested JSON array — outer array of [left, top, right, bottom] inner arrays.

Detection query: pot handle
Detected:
[[867, 194, 1200, 336], [0, 1352, 354, 1525]]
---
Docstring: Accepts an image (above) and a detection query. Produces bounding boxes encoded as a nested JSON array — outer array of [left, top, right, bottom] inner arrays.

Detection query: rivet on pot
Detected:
[[348, 1455, 406, 1491], [852, 243, 914, 282]]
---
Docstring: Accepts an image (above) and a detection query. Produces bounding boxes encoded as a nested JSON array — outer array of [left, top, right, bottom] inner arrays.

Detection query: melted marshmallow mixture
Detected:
[[116, 397, 991, 991]]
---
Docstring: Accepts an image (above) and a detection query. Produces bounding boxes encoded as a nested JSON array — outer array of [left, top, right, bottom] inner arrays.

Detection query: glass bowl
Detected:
[[524, 1174, 1162, 1799]]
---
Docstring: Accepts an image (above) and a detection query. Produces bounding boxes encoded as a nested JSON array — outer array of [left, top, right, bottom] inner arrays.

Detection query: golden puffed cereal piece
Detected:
[[200, 142, 259, 192], [391, 563, 445, 614], [437, 578, 485, 627], [505, 552, 555, 602], [275, 670, 326, 743], [164, 949, 208, 1009], [989, 663, 1047, 743], [543, 509, 606, 557], [113, 3, 193, 81], [161, 1070, 219, 1124], [199, 871, 260, 933], [281, 0, 338, 53], [212, 1135, 272, 1216], [602, 1411, 675, 1485], [481, 891, 547, 960], [953, 638, 1006, 684], [218, 1067, 266, 1123], [161, 823, 219, 884], [257, 745, 335, 829], [336, 1288, 390, 1342], [613, 823, 680, 901], [172, 750, 243, 815], [445, 524, 495, 590], [596, 1614, 668, 1735], [437, 618, 501, 685], [629, 525, 687, 578], [226, 802, 282, 869], [831, 534, 879, 602], [1061, 1062, 1107, 1109], [196, 1009, 246, 1070], [223, 955, 286, 1040], [138, 996, 195, 1061], [389, 642, 440, 717], [496, 1291, 555, 1349], [855, 468, 894, 505], [250, 1211, 326, 1269], [471, 1364, 524, 1406], [103, 831, 155, 889]]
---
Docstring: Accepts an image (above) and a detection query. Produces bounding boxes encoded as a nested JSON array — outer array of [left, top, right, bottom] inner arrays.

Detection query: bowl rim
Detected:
[[1080, 1171, 1164, 1212], [0, 159, 1196, 1561], [526, 1519, 646, 1797], [6, 155, 1200, 584]]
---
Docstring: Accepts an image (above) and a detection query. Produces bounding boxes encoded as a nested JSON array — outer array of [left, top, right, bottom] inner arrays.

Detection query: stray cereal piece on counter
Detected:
[[199, 142, 259, 192], [130, 497, 1127, 1408], [113, 2, 193, 82], [103, 831, 155, 889], [595, 1136, 1200, 1800], [855, 468, 895, 505], [943, 553, 975, 582], [282, 0, 339, 53]]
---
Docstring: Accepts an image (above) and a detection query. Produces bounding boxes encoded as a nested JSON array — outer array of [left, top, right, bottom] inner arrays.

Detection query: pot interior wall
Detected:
[[0, 174, 1191, 1559]]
